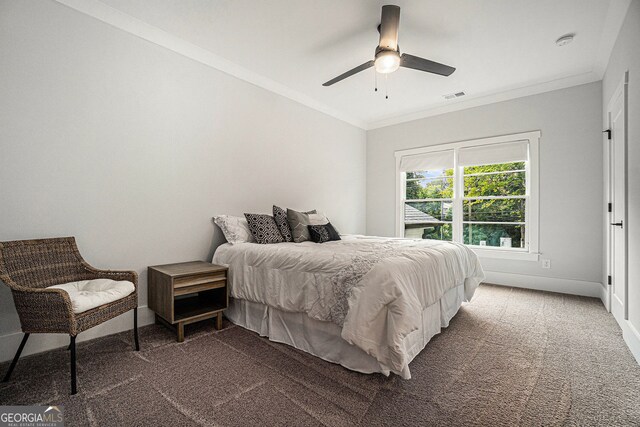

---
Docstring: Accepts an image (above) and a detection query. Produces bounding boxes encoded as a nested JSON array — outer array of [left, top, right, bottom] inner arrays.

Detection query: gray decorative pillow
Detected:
[[287, 209, 328, 243], [273, 205, 293, 242], [273, 206, 316, 242], [244, 213, 285, 244]]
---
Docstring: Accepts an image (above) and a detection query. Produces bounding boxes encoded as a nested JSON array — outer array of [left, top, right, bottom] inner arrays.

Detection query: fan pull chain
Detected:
[[374, 71, 378, 92], [385, 73, 389, 99]]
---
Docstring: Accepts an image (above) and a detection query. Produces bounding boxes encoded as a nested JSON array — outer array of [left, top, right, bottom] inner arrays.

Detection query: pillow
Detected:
[[287, 209, 329, 243], [213, 215, 256, 244], [308, 213, 329, 225], [273, 206, 317, 243], [308, 223, 341, 243], [244, 213, 285, 244], [273, 205, 293, 242]]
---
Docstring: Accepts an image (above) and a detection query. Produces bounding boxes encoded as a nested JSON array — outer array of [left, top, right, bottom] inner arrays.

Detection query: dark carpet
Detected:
[[1, 284, 639, 426]]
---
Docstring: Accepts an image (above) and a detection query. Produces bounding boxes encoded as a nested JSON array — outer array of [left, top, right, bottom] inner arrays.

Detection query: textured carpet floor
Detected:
[[1, 284, 639, 426]]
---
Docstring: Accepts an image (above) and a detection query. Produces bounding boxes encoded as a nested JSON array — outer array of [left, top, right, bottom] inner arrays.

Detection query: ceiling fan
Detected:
[[322, 5, 456, 87]]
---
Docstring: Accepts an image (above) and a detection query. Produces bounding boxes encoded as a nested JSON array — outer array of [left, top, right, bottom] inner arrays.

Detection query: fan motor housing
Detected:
[[375, 45, 400, 57]]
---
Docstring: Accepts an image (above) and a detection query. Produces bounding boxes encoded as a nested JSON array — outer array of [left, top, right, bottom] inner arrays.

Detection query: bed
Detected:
[[212, 234, 484, 379]]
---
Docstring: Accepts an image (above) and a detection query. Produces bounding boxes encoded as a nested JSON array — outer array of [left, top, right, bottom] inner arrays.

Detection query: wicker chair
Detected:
[[0, 237, 139, 395]]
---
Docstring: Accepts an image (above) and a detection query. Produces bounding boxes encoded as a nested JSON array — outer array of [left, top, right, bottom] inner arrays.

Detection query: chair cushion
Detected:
[[48, 279, 135, 314]]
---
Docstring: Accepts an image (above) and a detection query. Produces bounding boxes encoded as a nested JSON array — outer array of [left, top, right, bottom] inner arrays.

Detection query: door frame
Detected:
[[604, 71, 629, 317]]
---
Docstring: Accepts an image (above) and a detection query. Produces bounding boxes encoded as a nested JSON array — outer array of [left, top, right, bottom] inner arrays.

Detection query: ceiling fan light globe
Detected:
[[374, 51, 400, 74]]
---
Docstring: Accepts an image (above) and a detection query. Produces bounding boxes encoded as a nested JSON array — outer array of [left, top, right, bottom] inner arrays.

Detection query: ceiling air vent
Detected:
[[443, 91, 466, 100]]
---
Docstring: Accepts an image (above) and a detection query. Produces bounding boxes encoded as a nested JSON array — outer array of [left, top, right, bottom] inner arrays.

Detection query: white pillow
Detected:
[[308, 213, 329, 225], [213, 215, 256, 244], [308, 212, 340, 236]]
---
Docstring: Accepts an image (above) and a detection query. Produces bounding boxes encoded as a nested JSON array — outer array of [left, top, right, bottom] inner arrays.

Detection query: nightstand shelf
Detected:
[[148, 261, 228, 342], [174, 295, 226, 322]]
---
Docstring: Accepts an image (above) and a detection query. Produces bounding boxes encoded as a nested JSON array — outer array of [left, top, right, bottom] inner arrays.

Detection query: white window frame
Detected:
[[395, 131, 540, 261]]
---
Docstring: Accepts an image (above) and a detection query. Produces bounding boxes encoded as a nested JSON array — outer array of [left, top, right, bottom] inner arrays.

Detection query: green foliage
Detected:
[[464, 162, 525, 197], [405, 172, 423, 200], [406, 169, 454, 200]]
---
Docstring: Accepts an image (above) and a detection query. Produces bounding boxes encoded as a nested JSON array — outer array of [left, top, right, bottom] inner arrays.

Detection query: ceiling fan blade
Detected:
[[378, 5, 400, 51], [400, 53, 456, 76], [322, 60, 375, 86]]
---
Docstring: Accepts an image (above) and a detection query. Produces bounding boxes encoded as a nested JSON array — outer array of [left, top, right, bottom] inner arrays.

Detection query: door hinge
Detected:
[[608, 275, 612, 285], [608, 202, 612, 213], [603, 129, 611, 140]]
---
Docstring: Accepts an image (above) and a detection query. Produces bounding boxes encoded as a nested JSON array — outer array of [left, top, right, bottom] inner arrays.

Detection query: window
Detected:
[[395, 131, 539, 261]]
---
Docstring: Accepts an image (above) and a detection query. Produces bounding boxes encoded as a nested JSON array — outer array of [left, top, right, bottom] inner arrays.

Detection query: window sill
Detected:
[[471, 247, 539, 261]]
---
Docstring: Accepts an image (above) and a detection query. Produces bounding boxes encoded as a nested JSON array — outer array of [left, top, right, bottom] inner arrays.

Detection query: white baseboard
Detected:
[[0, 306, 155, 363], [483, 271, 603, 299], [620, 320, 640, 365], [600, 283, 611, 311]]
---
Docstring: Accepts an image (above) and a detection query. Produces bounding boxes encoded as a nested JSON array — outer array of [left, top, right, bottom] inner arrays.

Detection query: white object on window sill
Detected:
[[499, 237, 512, 247]]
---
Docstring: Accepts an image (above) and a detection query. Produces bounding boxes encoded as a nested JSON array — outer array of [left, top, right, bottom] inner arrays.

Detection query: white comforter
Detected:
[[212, 235, 484, 378]]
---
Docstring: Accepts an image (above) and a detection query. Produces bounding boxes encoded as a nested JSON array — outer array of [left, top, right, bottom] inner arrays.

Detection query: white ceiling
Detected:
[[60, 0, 629, 129]]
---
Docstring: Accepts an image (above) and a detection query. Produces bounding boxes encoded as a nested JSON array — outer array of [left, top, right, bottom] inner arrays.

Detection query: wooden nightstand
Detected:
[[148, 261, 228, 342]]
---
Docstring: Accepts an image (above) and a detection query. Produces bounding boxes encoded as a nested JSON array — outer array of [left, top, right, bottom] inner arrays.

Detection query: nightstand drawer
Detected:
[[174, 279, 226, 296], [174, 272, 226, 289]]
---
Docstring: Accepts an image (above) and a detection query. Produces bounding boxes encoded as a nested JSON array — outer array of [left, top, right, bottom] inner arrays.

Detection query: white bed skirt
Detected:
[[224, 283, 466, 378]]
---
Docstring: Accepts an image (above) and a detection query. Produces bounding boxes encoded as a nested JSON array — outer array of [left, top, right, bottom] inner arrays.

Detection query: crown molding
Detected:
[[365, 71, 601, 130], [53, 0, 368, 130], [53, 0, 629, 132]]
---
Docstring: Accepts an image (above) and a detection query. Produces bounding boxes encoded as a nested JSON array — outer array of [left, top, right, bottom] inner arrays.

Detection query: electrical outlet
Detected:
[[541, 259, 551, 269]]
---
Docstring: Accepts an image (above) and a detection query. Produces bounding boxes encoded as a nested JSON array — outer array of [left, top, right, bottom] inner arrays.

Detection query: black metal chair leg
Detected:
[[133, 308, 140, 351], [2, 333, 30, 382], [70, 335, 77, 395], [67, 336, 72, 351]]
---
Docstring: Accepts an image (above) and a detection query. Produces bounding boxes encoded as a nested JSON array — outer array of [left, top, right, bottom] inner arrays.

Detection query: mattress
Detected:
[[212, 234, 484, 378]]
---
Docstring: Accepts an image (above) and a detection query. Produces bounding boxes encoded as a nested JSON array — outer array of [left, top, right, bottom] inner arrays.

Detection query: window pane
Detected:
[[405, 222, 453, 241], [462, 199, 525, 222], [464, 171, 525, 197], [463, 223, 525, 248], [404, 201, 452, 241], [405, 169, 454, 199], [405, 201, 453, 222]]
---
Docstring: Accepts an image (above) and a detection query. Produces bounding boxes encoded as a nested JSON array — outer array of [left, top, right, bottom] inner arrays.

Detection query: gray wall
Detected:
[[366, 82, 603, 287], [0, 1, 366, 359], [603, 0, 640, 346]]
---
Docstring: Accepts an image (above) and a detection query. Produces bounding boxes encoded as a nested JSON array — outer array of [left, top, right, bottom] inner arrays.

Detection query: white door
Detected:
[[607, 74, 628, 321]]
